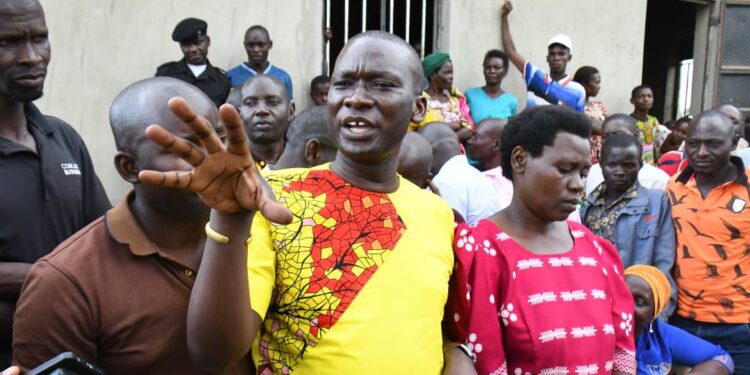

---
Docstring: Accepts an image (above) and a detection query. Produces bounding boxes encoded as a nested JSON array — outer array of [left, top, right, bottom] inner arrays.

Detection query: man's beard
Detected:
[[2, 86, 44, 103]]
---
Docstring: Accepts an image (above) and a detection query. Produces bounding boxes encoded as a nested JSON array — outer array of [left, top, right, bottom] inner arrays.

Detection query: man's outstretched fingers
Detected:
[[219, 104, 251, 156], [168, 97, 223, 155], [255, 174, 294, 225], [145, 125, 206, 167]]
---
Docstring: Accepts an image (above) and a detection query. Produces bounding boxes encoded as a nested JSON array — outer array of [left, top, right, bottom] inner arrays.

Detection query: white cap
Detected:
[[548, 33, 572, 53]]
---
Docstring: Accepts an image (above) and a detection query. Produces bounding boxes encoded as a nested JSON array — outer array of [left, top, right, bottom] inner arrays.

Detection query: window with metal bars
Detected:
[[324, 0, 437, 75], [716, 3, 750, 113]]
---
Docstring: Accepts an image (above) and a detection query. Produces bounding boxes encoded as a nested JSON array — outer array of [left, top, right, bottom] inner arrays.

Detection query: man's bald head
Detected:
[[476, 118, 505, 139], [419, 122, 461, 175], [345, 31, 424, 95], [226, 86, 242, 110], [240, 74, 289, 102], [109, 77, 218, 152], [469, 118, 506, 169], [0, 0, 42, 11], [688, 110, 735, 139], [715, 104, 744, 127], [685, 110, 737, 177], [397, 132, 433, 188], [420, 122, 459, 145], [285, 105, 330, 148], [602, 114, 638, 141], [715, 104, 745, 145]]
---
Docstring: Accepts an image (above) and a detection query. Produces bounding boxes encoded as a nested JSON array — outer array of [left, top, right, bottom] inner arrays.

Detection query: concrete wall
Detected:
[[34, 0, 646, 203], [438, 0, 648, 116], [36, 0, 324, 203]]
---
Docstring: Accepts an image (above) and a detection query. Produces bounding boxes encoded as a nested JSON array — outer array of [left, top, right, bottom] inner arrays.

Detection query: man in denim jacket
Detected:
[[582, 133, 677, 317]]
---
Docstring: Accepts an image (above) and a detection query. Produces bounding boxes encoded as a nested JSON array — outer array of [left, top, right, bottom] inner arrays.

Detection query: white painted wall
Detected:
[[34, 0, 645, 203], [438, 0, 648, 116], [36, 0, 324, 203]]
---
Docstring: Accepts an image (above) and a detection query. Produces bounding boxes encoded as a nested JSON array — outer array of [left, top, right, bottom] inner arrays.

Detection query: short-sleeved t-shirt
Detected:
[[667, 157, 750, 324], [464, 88, 518, 122], [247, 165, 455, 374], [633, 115, 659, 166], [523, 62, 586, 112], [227, 62, 294, 101]]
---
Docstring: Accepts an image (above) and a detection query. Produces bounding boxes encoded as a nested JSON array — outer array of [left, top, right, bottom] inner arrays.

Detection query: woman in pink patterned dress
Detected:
[[447, 106, 635, 375], [574, 66, 609, 164]]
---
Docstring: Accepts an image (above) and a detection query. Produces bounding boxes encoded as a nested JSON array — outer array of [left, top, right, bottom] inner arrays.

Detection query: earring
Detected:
[[649, 322, 654, 334]]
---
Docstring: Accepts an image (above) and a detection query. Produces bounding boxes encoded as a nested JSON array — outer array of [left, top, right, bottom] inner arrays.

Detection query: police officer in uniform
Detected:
[[156, 18, 231, 107]]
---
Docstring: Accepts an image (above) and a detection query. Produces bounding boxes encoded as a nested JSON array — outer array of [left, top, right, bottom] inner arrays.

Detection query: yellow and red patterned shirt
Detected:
[[247, 164, 455, 374]]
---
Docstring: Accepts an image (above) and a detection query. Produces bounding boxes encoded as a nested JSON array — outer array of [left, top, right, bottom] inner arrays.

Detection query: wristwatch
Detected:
[[444, 342, 477, 365]]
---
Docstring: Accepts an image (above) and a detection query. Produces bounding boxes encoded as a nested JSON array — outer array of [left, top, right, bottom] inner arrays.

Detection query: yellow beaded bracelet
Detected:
[[204, 223, 230, 245]]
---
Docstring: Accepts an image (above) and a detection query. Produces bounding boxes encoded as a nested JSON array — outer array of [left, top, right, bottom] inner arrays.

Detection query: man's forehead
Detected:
[[603, 120, 635, 133], [338, 38, 407, 66], [336, 42, 417, 84], [0, 0, 43, 18], [246, 30, 269, 42], [607, 145, 640, 157], [242, 77, 285, 97], [689, 116, 733, 137], [0, 11, 44, 29]]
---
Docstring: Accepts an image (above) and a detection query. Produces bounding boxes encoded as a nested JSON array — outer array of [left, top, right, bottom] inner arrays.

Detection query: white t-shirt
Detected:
[[187, 63, 207, 78], [433, 155, 502, 225], [585, 163, 670, 197]]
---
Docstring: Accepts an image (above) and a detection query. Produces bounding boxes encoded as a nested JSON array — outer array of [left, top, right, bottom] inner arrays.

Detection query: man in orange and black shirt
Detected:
[[667, 110, 750, 372]]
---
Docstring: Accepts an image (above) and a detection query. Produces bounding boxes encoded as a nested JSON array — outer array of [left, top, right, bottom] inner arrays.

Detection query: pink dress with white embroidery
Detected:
[[447, 220, 636, 375]]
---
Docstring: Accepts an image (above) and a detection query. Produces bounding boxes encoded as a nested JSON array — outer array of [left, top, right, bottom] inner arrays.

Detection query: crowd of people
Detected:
[[0, 0, 748, 374]]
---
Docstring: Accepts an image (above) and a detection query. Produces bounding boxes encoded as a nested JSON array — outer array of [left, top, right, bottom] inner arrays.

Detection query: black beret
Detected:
[[172, 18, 207, 42]]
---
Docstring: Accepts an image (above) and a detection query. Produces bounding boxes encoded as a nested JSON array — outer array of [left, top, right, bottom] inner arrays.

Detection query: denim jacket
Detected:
[[582, 183, 677, 317]]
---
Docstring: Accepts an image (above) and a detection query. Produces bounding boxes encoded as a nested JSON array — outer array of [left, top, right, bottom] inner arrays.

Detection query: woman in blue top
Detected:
[[624, 265, 734, 375], [465, 49, 518, 122]]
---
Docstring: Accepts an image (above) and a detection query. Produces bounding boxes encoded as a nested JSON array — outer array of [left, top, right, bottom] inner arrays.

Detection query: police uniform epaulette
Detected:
[[155, 61, 180, 74], [215, 66, 229, 78]]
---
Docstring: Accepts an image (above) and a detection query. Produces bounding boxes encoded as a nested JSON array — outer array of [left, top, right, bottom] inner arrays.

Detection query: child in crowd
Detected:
[[309, 75, 329, 105], [659, 116, 690, 156], [574, 65, 608, 164], [630, 85, 660, 165]]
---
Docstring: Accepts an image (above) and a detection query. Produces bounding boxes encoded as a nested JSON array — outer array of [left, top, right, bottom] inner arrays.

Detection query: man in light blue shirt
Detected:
[[227, 25, 293, 101]]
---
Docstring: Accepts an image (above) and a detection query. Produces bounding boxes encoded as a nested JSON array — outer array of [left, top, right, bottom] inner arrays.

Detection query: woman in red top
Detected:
[[447, 106, 635, 375]]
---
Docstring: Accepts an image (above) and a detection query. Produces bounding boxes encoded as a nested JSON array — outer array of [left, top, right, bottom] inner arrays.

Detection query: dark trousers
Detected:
[[670, 314, 750, 374]]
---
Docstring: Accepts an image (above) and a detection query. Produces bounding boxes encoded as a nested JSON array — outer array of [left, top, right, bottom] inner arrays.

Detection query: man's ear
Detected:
[[269, 40, 274, 50], [304, 139, 321, 167], [567, 53, 572, 62], [492, 139, 502, 152], [206, 36, 211, 47], [288, 101, 296, 121], [510, 145, 528, 176], [114, 152, 140, 184], [411, 95, 428, 124]]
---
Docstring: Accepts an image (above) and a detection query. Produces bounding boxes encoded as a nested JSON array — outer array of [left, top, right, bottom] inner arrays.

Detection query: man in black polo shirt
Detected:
[[156, 18, 231, 107], [0, 0, 110, 366]]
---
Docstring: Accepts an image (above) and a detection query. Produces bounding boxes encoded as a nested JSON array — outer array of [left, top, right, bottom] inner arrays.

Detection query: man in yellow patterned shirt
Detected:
[[137, 31, 475, 375]]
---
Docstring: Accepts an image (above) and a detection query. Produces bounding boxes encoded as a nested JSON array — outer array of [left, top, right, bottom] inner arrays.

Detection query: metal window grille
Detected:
[[716, 3, 750, 112], [324, 0, 436, 75]]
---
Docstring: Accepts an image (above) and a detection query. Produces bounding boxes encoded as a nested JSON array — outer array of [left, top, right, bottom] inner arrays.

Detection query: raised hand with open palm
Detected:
[[138, 97, 292, 224]]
